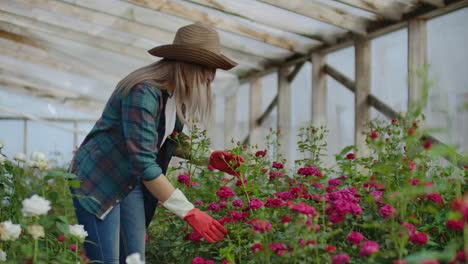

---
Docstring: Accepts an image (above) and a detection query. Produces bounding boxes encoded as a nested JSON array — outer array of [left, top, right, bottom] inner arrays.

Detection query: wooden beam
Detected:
[[408, 19, 428, 113], [287, 61, 306, 82], [332, 0, 406, 20], [249, 77, 263, 146], [224, 94, 237, 148], [257, 95, 278, 126], [312, 53, 327, 126], [420, 0, 445, 7], [277, 66, 292, 160], [259, 0, 371, 34], [5, 0, 273, 68], [354, 36, 371, 157], [324, 64, 355, 92], [240, 0, 468, 83], [123, 0, 310, 53], [186, 0, 328, 42]]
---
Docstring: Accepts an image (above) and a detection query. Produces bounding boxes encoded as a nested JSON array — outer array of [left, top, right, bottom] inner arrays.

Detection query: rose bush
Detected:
[[146, 117, 467, 264]]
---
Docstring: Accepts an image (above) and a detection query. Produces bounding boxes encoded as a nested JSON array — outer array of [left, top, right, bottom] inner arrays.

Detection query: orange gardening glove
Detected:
[[183, 208, 228, 244], [162, 189, 228, 244], [209, 151, 245, 177]]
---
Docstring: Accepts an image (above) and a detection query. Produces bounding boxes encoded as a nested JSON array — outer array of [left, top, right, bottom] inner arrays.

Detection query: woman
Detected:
[[69, 22, 244, 263]]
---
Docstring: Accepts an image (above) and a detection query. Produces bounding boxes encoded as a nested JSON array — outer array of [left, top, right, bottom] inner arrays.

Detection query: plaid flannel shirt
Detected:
[[70, 81, 178, 219]]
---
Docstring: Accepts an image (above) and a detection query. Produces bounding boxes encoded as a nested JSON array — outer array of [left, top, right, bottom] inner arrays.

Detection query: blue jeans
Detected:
[[72, 183, 146, 264]]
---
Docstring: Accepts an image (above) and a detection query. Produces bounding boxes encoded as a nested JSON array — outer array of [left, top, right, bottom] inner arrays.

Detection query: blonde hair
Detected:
[[115, 59, 214, 125]]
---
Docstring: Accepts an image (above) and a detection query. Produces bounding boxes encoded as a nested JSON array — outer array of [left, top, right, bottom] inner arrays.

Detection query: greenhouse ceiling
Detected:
[[0, 0, 467, 114]]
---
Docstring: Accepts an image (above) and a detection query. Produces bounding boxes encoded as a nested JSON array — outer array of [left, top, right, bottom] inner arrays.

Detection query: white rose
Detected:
[[36, 160, 50, 171], [0, 248, 6, 261], [126, 252, 145, 264], [68, 224, 88, 240], [0, 220, 22, 241], [21, 195, 51, 216], [0, 154, 5, 165], [13, 153, 27, 163], [30, 151, 46, 162], [27, 224, 44, 239]]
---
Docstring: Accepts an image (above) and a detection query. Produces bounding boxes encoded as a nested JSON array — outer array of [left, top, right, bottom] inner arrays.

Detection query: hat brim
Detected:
[[148, 44, 237, 71]]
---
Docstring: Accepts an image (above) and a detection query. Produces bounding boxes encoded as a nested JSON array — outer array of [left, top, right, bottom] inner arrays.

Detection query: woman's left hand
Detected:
[[209, 151, 245, 177]]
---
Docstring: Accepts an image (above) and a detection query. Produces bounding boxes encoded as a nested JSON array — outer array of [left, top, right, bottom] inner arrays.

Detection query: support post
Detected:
[[224, 94, 237, 148], [23, 119, 28, 155], [277, 66, 292, 161], [249, 77, 262, 147], [354, 36, 371, 157], [312, 53, 327, 126], [408, 19, 428, 113]]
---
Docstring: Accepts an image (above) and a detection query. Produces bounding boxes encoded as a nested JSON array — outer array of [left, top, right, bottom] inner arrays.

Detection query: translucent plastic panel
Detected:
[[0, 120, 24, 159], [371, 28, 408, 120], [427, 8, 468, 152], [234, 83, 250, 145], [27, 121, 74, 168], [290, 62, 313, 163], [258, 72, 278, 149], [0, 89, 97, 119], [326, 47, 355, 164]]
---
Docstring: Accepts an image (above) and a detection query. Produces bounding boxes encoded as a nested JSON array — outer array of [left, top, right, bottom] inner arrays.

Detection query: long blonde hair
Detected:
[[115, 59, 214, 125]]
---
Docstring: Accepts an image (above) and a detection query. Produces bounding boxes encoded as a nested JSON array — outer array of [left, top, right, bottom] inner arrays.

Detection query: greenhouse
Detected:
[[0, 0, 467, 263]]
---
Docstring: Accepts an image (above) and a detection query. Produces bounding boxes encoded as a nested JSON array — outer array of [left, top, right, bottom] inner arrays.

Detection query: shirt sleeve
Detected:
[[121, 83, 163, 181]]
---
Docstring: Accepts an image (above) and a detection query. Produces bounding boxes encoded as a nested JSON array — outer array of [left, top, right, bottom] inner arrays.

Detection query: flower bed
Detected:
[[146, 118, 467, 264], [0, 114, 466, 264]]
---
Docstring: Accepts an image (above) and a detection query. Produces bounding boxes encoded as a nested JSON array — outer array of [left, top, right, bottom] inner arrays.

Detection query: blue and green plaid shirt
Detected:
[[70, 81, 181, 219]]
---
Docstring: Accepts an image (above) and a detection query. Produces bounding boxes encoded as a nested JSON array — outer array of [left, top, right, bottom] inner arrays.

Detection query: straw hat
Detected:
[[148, 22, 237, 70]]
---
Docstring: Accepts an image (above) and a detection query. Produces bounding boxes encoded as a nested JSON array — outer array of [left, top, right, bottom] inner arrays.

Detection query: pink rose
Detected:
[[268, 243, 287, 255], [359, 241, 379, 257], [193, 200, 204, 205], [281, 216, 293, 224], [232, 199, 243, 207], [251, 243, 263, 254], [255, 150, 267, 157], [58, 236, 66, 242], [409, 232, 428, 245], [192, 257, 205, 264], [328, 179, 342, 186], [332, 254, 350, 264], [207, 203, 221, 211], [185, 231, 202, 243], [290, 202, 317, 216], [236, 179, 248, 186], [345, 153, 356, 159], [325, 245, 336, 252], [346, 232, 364, 245], [379, 204, 397, 219], [216, 186, 235, 199], [446, 219, 464, 230], [426, 193, 444, 206], [370, 131, 379, 139], [247, 218, 271, 232], [248, 198, 264, 209], [419, 260, 439, 264], [265, 198, 284, 208], [69, 244, 77, 251], [272, 162, 284, 169], [393, 260, 408, 264], [177, 174, 191, 186]]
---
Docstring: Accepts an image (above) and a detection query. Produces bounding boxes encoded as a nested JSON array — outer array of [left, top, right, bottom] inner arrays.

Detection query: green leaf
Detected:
[[68, 180, 80, 188]]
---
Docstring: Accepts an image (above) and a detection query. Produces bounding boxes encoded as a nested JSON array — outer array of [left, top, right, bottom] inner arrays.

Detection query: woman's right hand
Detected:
[[183, 208, 228, 243]]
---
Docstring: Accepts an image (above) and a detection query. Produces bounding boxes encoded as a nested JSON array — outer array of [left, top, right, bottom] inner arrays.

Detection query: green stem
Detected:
[[33, 238, 38, 263], [464, 223, 468, 258]]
